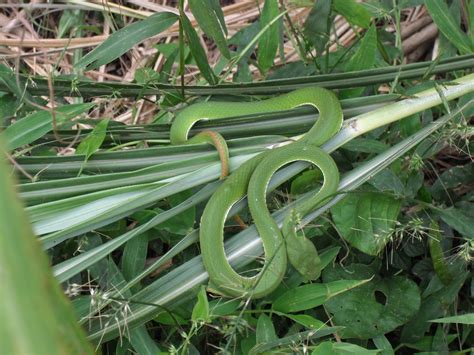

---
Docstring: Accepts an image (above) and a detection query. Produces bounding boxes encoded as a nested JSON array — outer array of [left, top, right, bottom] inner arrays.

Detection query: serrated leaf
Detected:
[[273, 279, 369, 313], [181, 13, 218, 85], [331, 191, 401, 255], [2, 103, 94, 150], [189, 0, 230, 58], [425, 0, 473, 54], [75, 12, 178, 70], [258, 0, 279, 75], [332, 0, 371, 28]]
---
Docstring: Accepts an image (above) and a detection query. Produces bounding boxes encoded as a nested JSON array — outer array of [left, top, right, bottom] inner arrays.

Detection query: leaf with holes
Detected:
[[322, 263, 420, 339]]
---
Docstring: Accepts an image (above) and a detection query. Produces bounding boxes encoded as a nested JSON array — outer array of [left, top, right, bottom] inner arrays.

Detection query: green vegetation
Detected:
[[0, 0, 473, 353]]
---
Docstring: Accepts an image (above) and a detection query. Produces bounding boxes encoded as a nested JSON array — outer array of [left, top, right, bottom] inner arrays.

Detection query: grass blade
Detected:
[[258, 0, 279, 75], [0, 139, 93, 354], [75, 12, 178, 70], [425, 0, 473, 54], [189, 0, 230, 58]]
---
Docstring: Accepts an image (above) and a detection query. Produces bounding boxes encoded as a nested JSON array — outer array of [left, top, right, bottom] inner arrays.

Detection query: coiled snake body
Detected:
[[171, 87, 343, 298]]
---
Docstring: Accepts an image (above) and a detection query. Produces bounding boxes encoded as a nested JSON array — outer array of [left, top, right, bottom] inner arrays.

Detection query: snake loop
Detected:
[[171, 87, 343, 298]]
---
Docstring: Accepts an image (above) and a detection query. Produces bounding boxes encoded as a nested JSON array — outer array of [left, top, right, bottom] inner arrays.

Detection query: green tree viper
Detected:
[[171, 87, 343, 298]]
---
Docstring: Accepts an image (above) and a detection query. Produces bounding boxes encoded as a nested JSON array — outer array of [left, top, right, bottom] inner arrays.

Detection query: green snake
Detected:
[[171, 87, 343, 298]]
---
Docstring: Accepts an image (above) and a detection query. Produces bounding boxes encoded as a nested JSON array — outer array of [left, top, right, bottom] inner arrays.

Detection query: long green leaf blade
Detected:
[[75, 12, 178, 70], [258, 0, 279, 75], [0, 139, 93, 354], [189, 0, 230, 58], [2, 103, 94, 151], [425, 0, 473, 54]]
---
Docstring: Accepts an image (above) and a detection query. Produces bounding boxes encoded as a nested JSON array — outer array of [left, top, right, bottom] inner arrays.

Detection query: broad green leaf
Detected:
[[258, 0, 279, 75], [318, 246, 340, 270], [75, 12, 178, 70], [342, 24, 377, 97], [291, 169, 321, 195], [76, 118, 109, 165], [398, 113, 421, 138], [0, 94, 18, 123], [303, 0, 333, 55], [372, 335, 394, 355], [332, 0, 371, 28], [367, 168, 405, 196], [273, 279, 369, 313], [284, 210, 321, 280], [430, 162, 474, 202], [2, 103, 94, 151], [256, 314, 277, 345], [403, 334, 458, 352], [283, 314, 327, 330], [249, 327, 340, 355], [159, 189, 196, 235], [0, 139, 93, 354], [430, 313, 474, 325], [428, 221, 453, 285], [312, 341, 379, 354], [323, 263, 420, 339], [209, 299, 240, 317], [189, 0, 230, 58], [191, 286, 210, 323], [342, 138, 389, 154], [181, 13, 218, 85], [435, 203, 474, 238], [121, 231, 149, 293], [229, 21, 260, 82], [331, 191, 401, 255], [345, 24, 377, 72], [154, 311, 188, 326], [425, 0, 473, 54]]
